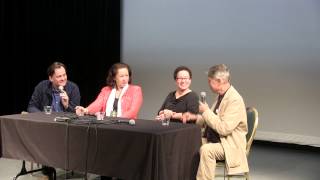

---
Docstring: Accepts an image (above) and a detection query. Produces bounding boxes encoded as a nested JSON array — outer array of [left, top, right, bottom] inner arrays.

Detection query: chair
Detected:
[[216, 107, 259, 180]]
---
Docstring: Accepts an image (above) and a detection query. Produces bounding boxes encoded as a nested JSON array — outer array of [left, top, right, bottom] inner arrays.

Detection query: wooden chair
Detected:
[[216, 107, 259, 180]]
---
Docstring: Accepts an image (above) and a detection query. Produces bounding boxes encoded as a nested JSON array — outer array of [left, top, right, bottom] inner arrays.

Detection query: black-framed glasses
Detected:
[[176, 77, 190, 81]]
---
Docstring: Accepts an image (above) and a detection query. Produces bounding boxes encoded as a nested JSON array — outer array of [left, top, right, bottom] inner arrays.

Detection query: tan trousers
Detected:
[[196, 142, 225, 180]]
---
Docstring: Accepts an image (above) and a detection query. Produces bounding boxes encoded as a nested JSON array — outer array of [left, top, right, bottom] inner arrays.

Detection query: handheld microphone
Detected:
[[117, 119, 136, 126], [58, 86, 64, 93], [200, 91, 206, 103]]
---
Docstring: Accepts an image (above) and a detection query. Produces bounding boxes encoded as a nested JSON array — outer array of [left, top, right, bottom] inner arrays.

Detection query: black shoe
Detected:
[[100, 176, 113, 180], [41, 166, 51, 175], [41, 166, 55, 180]]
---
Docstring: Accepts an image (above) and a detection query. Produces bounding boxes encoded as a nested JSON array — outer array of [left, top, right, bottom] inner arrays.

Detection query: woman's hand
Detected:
[[156, 109, 174, 120], [163, 109, 173, 119], [75, 106, 87, 116], [182, 112, 199, 123], [155, 113, 165, 121]]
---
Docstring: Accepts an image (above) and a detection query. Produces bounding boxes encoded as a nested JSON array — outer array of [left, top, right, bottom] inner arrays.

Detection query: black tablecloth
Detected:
[[0, 112, 201, 180], [0, 119, 2, 158]]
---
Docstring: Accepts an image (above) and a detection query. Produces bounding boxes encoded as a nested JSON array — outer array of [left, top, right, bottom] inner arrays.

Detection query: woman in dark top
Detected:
[[156, 66, 199, 123]]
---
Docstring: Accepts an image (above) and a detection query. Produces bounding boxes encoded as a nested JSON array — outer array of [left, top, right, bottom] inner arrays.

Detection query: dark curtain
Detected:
[[0, 0, 121, 115]]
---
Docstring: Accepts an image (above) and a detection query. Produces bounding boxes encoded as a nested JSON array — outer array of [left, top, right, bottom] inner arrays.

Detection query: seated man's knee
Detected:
[[200, 143, 222, 160], [200, 144, 212, 156]]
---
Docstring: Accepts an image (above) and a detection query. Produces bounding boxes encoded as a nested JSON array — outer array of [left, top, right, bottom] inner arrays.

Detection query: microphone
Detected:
[[200, 91, 206, 103], [129, 119, 136, 125], [58, 86, 64, 93], [54, 116, 70, 122], [117, 119, 136, 126]]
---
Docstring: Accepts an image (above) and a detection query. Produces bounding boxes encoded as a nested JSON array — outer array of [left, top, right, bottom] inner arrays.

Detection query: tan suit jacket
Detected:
[[198, 85, 249, 174]]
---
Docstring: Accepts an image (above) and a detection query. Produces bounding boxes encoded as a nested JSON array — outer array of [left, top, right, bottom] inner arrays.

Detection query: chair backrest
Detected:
[[245, 107, 259, 156]]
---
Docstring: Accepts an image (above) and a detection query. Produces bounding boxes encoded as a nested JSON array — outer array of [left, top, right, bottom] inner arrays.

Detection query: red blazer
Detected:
[[87, 85, 143, 119]]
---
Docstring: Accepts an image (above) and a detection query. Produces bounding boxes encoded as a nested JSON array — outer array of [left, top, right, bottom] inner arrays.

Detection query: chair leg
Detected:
[[53, 169, 56, 180], [14, 160, 28, 180], [30, 162, 33, 171], [46, 167, 57, 180], [64, 169, 74, 178], [14, 160, 46, 180]]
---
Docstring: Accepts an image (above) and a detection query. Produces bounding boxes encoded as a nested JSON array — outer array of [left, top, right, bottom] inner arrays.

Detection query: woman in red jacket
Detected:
[[76, 62, 143, 119]]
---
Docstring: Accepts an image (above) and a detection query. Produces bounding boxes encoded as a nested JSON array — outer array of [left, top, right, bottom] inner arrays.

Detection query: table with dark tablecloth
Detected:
[[0, 112, 201, 180], [0, 119, 2, 158]]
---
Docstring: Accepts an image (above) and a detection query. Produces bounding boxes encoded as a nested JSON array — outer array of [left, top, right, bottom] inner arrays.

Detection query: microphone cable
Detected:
[[86, 123, 100, 179], [65, 120, 70, 179], [92, 124, 99, 173], [89, 121, 117, 177], [83, 121, 92, 180], [58, 113, 118, 179], [64, 115, 120, 179]]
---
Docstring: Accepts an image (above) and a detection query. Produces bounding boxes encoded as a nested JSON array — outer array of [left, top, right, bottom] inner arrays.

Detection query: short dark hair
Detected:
[[106, 63, 132, 87], [47, 62, 66, 77], [173, 66, 192, 80]]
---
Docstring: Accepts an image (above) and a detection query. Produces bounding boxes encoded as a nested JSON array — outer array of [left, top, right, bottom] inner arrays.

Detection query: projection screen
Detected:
[[122, 0, 320, 147]]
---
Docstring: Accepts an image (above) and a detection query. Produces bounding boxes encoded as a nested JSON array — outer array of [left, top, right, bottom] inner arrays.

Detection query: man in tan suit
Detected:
[[183, 64, 248, 180]]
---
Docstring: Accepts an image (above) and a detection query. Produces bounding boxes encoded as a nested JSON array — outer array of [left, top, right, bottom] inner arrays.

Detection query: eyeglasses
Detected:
[[176, 77, 190, 81]]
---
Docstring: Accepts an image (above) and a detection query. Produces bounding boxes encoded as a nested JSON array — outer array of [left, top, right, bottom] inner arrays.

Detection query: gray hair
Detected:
[[208, 64, 230, 82]]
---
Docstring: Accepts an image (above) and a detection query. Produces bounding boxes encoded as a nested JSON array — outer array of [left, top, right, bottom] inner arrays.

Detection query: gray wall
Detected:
[[122, 0, 320, 146]]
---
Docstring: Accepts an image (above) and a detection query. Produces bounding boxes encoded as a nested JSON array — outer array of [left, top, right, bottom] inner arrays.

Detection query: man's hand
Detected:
[[60, 90, 69, 109], [199, 101, 210, 113]]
